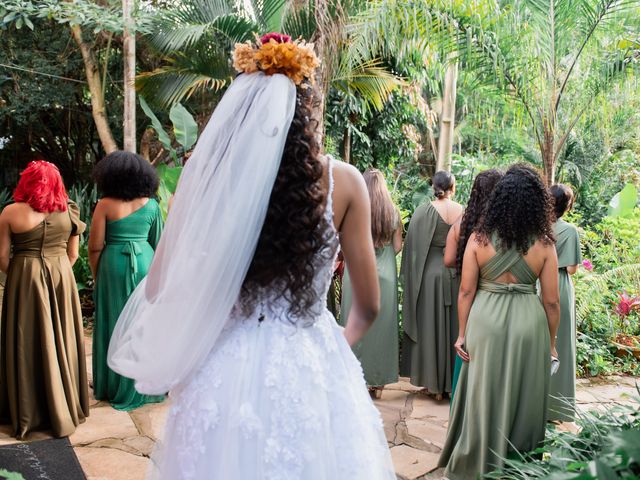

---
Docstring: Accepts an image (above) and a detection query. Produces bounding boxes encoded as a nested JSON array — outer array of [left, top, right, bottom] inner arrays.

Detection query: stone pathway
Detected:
[[0, 334, 637, 480]]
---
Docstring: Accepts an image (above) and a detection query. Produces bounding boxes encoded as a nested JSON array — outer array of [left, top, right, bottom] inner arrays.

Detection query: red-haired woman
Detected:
[[0, 161, 89, 439]]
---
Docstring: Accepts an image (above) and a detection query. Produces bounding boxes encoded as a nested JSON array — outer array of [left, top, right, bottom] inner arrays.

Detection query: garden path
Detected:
[[0, 334, 637, 480]]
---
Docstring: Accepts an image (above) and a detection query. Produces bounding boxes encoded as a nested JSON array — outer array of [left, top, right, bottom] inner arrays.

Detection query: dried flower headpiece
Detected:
[[232, 33, 320, 86]]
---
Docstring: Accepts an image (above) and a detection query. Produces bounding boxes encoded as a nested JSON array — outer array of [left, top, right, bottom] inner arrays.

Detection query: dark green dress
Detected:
[[439, 240, 550, 478], [548, 218, 581, 421], [340, 244, 399, 387], [93, 199, 165, 411], [400, 202, 459, 394]]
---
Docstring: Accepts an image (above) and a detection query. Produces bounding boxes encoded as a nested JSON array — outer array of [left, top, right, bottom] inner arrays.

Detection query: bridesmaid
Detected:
[[0, 161, 89, 439], [89, 151, 165, 411], [439, 164, 560, 478], [547, 184, 581, 422], [340, 168, 402, 398], [401, 171, 463, 398], [443, 169, 503, 397]]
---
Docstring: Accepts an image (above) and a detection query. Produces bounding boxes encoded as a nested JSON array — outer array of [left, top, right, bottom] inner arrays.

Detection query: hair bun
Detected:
[[434, 189, 446, 199]]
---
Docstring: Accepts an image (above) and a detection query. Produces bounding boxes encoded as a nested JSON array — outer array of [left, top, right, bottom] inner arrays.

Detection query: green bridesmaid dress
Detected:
[[439, 239, 551, 479], [93, 199, 165, 411], [400, 202, 459, 395], [340, 244, 399, 387], [548, 218, 581, 421]]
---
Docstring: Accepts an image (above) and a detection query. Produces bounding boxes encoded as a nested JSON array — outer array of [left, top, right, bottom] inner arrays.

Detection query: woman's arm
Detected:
[[338, 166, 380, 347], [539, 245, 560, 357], [392, 225, 403, 254], [88, 201, 107, 279], [67, 234, 80, 266], [0, 209, 11, 274], [444, 221, 460, 268], [566, 265, 578, 275], [455, 238, 480, 362]]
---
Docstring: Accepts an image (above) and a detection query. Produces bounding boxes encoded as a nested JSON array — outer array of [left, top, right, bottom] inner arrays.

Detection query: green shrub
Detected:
[[484, 387, 640, 479]]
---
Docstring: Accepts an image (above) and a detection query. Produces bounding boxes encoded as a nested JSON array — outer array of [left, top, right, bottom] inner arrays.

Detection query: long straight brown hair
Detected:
[[363, 168, 400, 247]]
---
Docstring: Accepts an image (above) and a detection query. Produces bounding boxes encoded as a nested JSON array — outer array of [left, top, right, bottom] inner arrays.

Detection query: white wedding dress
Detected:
[[149, 161, 396, 480]]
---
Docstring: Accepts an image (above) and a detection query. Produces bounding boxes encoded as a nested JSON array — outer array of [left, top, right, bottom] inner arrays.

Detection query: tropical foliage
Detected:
[[485, 388, 640, 479]]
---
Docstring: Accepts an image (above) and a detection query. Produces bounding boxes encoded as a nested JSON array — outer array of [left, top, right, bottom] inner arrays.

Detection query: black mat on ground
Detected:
[[0, 437, 85, 480]]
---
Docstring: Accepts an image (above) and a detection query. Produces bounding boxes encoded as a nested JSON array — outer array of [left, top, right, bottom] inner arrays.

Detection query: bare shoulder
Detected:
[[1, 202, 27, 220], [94, 198, 115, 214], [532, 237, 556, 256], [331, 158, 362, 185]]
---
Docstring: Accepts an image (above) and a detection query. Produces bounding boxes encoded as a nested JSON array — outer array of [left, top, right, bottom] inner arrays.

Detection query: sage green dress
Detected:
[[0, 203, 89, 439], [400, 202, 459, 394], [93, 199, 165, 411], [340, 244, 399, 386], [548, 218, 581, 421], [439, 239, 551, 478]]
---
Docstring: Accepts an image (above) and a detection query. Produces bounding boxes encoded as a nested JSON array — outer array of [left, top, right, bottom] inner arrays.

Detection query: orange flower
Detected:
[[231, 37, 319, 86]]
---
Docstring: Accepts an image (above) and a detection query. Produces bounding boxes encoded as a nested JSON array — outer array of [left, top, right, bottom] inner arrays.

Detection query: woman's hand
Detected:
[[455, 336, 469, 362], [551, 345, 558, 360]]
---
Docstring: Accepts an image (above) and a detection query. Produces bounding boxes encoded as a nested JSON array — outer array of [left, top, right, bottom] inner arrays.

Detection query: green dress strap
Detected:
[[479, 235, 537, 294], [400, 202, 439, 341]]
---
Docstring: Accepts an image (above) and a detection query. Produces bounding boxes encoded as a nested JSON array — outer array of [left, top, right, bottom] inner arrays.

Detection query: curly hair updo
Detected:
[[478, 163, 555, 254], [549, 183, 574, 219], [240, 83, 330, 318], [93, 151, 160, 200], [455, 169, 503, 273], [431, 170, 455, 199]]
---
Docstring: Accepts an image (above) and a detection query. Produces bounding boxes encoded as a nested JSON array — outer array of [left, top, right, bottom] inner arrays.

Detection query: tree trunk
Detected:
[[542, 126, 555, 186], [437, 61, 458, 172], [123, 0, 136, 152], [69, 24, 118, 154], [341, 126, 351, 164]]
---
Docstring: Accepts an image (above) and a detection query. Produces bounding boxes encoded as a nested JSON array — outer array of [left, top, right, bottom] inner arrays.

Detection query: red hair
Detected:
[[14, 161, 68, 213]]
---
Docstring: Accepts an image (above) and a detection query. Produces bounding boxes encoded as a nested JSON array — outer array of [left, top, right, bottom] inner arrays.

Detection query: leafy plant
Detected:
[[484, 387, 640, 479], [157, 164, 183, 220], [139, 96, 198, 164]]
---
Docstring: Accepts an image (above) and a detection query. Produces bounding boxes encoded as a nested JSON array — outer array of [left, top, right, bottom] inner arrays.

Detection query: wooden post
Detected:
[[123, 0, 136, 153], [437, 60, 458, 172]]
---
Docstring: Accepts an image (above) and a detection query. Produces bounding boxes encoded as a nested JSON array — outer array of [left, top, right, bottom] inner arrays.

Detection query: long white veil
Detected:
[[108, 72, 297, 395]]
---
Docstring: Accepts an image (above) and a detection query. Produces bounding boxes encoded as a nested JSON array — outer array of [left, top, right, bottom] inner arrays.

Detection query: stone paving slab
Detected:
[[0, 349, 637, 480]]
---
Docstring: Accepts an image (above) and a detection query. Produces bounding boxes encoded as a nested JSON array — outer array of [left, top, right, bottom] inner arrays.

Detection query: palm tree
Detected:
[[351, 0, 640, 184], [136, 0, 403, 128]]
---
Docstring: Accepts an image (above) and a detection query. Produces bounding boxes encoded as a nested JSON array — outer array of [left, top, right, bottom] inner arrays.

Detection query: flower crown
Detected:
[[232, 33, 320, 86]]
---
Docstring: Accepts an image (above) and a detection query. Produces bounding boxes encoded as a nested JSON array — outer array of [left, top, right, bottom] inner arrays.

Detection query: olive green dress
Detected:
[[340, 244, 399, 386], [439, 239, 551, 479], [93, 199, 165, 411], [0, 203, 89, 439], [548, 218, 581, 421], [400, 202, 459, 394]]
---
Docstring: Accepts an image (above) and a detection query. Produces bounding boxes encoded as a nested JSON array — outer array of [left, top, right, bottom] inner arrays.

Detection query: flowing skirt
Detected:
[[150, 309, 396, 480]]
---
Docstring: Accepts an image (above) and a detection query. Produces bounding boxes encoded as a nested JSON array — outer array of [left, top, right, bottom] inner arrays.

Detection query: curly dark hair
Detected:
[[549, 183, 574, 219], [478, 163, 555, 254], [240, 85, 330, 318], [94, 150, 160, 200], [455, 169, 503, 273]]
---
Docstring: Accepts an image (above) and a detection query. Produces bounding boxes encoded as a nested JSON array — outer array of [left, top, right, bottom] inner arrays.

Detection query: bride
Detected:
[[107, 34, 396, 479]]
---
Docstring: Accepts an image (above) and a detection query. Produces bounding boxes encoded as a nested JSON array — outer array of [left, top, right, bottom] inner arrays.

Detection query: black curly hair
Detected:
[[240, 84, 330, 318], [93, 150, 160, 200], [549, 183, 574, 219], [455, 169, 503, 273], [478, 163, 555, 254]]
